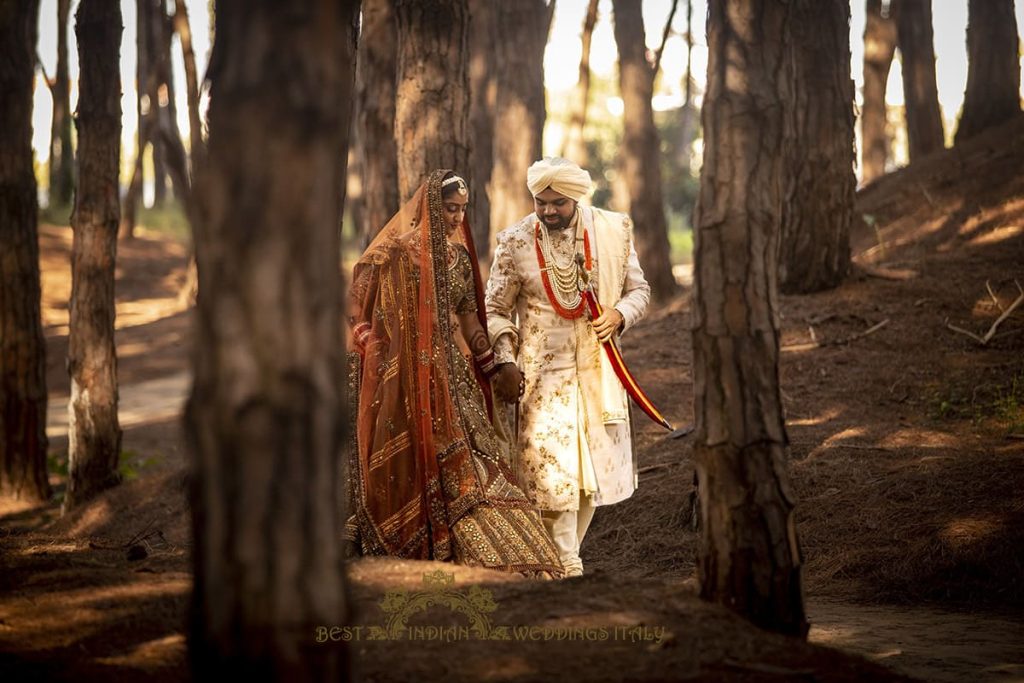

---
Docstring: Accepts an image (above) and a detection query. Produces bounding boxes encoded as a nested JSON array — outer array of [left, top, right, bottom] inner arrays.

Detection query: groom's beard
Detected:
[[541, 211, 573, 231]]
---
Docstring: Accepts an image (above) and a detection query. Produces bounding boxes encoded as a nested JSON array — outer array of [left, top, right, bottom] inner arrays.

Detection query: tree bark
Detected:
[[356, 0, 399, 243], [394, 0, 470, 202], [121, 0, 154, 240], [490, 0, 551, 242], [896, 0, 944, 160], [65, 0, 124, 511], [861, 0, 897, 182], [150, 0, 174, 205], [611, 0, 679, 301], [692, 0, 808, 638], [778, 0, 854, 294], [185, 2, 357, 678], [468, 0, 497, 261], [48, 0, 74, 208], [0, 0, 51, 504], [561, 0, 599, 167], [173, 0, 204, 166], [954, 0, 1021, 145]]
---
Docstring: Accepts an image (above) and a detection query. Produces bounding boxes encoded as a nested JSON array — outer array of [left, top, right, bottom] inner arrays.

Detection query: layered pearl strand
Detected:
[[534, 214, 592, 320]]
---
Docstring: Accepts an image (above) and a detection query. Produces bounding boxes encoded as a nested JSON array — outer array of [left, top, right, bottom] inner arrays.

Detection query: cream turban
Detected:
[[526, 157, 592, 201]]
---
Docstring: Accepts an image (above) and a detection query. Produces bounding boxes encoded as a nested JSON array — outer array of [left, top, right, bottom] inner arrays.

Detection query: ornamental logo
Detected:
[[375, 569, 499, 640], [315, 570, 669, 644]]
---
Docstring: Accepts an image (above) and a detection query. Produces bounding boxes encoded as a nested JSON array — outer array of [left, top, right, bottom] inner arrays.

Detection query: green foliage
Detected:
[[47, 451, 68, 477], [929, 368, 1024, 433], [136, 200, 191, 240], [40, 202, 73, 226], [118, 449, 162, 481]]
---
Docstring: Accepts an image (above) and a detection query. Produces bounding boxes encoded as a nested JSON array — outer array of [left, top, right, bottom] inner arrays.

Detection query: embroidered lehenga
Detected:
[[347, 170, 562, 578]]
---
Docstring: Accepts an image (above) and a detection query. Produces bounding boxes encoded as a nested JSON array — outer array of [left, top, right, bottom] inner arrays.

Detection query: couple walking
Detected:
[[347, 158, 651, 579]]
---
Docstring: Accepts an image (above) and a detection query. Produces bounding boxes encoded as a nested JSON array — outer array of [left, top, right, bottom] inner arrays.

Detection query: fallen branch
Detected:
[[945, 280, 1024, 346], [857, 263, 919, 281], [986, 280, 1004, 313], [782, 319, 890, 352], [638, 461, 683, 475]]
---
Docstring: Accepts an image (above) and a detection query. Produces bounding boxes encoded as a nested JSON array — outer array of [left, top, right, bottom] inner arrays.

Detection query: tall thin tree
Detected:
[[611, 0, 679, 300], [356, 0, 400, 243], [394, 0, 470, 202], [561, 0, 599, 167], [121, 0, 155, 240], [185, 2, 358, 678], [693, 0, 808, 637], [173, 0, 204, 165], [954, 0, 1021, 145], [490, 0, 553, 242], [897, 0, 944, 160], [861, 0, 898, 182], [468, 0, 497, 260], [778, 0, 854, 294], [48, 0, 74, 208], [149, 0, 173, 205], [0, 0, 51, 503], [65, 0, 124, 511]]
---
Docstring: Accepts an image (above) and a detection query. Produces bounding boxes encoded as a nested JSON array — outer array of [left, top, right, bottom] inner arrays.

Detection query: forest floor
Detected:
[[2, 120, 1024, 682]]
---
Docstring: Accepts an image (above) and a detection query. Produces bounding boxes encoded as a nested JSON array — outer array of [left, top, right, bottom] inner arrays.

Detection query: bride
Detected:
[[347, 169, 562, 578]]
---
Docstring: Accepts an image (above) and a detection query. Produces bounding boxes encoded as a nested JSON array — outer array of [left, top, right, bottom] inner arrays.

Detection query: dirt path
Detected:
[[46, 372, 191, 438], [36, 366, 1024, 683], [808, 600, 1024, 682]]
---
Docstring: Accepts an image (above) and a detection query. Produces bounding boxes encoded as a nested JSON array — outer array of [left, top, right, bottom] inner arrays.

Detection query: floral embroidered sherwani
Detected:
[[485, 206, 651, 512]]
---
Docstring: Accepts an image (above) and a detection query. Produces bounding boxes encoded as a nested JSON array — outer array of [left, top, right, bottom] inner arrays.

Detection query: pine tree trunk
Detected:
[[122, 0, 153, 240], [611, 0, 679, 301], [150, 0, 171, 205], [861, 0, 897, 182], [394, 0, 470, 201], [49, 0, 74, 208], [468, 0, 497, 261], [0, 0, 51, 504], [65, 0, 124, 511], [185, 2, 357, 678], [897, 0, 944, 160], [778, 0, 854, 294], [954, 0, 1021, 145], [693, 0, 808, 638], [561, 0, 599, 167], [356, 0, 399, 243], [490, 0, 550, 240], [173, 0, 204, 167]]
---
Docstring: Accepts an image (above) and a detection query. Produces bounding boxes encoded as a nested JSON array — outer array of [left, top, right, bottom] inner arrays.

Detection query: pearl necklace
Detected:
[[534, 214, 592, 319]]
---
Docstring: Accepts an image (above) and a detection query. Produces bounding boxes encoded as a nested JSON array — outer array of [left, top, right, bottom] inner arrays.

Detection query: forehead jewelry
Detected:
[[441, 175, 469, 196]]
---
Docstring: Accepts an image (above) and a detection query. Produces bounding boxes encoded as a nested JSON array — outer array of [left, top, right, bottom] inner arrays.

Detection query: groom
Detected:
[[484, 157, 651, 577]]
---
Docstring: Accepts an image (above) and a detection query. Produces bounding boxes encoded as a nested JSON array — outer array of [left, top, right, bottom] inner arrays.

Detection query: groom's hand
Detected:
[[493, 363, 524, 403], [592, 307, 624, 343]]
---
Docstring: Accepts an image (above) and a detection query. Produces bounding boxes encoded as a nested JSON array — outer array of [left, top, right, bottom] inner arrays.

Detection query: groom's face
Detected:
[[533, 188, 576, 231]]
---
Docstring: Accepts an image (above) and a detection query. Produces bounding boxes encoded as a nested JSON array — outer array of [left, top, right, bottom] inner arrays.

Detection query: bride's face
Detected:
[[442, 193, 469, 237]]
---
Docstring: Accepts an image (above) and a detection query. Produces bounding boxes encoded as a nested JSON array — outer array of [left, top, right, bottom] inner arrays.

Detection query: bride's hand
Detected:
[[493, 363, 524, 403]]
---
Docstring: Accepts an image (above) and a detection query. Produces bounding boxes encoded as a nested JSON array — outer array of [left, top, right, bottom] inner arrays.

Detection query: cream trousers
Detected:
[[541, 494, 596, 576]]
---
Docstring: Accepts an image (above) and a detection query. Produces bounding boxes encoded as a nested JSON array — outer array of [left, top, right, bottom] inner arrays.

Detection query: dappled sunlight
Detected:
[[48, 372, 190, 439], [0, 576, 189, 647], [966, 222, 1023, 247], [787, 407, 843, 427], [115, 297, 189, 330], [824, 426, 868, 444], [878, 428, 960, 448], [939, 516, 1004, 550], [95, 633, 186, 671], [64, 499, 113, 537]]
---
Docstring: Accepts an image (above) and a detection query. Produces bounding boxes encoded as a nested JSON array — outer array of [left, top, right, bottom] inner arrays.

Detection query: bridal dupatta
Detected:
[[348, 170, 561, 575]]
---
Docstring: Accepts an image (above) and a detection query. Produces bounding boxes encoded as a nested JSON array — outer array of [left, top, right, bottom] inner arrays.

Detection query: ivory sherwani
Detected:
[[485, 206, 650, 512]]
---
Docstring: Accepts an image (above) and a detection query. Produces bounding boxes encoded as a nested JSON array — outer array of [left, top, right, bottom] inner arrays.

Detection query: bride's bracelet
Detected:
[[473, 347, 499, 377]]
